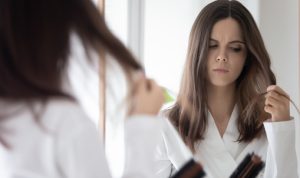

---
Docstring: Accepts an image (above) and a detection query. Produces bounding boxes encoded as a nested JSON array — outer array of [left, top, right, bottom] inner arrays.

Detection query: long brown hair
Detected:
[[167, 0, 276, 152], [0, 0, 142, 102], [0, 0, 143, 147]]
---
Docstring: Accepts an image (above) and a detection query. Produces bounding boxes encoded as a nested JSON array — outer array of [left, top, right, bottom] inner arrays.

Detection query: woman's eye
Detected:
[[209, 45, 218, 49], [231, 47, 242, 52]]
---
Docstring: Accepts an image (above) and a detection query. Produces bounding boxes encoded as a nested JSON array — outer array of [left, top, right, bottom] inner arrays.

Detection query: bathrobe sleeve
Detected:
[[263, 118, 298, 178]]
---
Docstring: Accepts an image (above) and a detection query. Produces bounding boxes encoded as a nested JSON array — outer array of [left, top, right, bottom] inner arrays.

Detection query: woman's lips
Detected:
[[213, 68, 229, 73]]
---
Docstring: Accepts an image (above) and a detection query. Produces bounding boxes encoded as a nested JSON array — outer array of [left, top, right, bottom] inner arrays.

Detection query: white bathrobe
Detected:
[[155, 106, 299, 178]]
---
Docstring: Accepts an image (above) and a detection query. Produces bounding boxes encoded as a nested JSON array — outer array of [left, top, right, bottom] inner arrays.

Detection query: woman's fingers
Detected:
[[267, 85, 289, 99], [129, 77, 164, 116], [264, 85, 290, 121], [265, 92, 289, 108]]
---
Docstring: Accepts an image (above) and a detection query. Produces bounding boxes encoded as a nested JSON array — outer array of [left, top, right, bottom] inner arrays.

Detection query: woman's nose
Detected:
[[215, 48, 228, 62], [216, 56, 227, 62]]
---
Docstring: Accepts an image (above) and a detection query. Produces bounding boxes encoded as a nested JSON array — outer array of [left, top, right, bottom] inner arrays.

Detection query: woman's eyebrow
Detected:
[[228, 40, 245, 44]]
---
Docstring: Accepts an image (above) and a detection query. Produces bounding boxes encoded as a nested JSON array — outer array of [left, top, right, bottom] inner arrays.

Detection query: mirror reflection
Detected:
[[104, 0, 299, 177]]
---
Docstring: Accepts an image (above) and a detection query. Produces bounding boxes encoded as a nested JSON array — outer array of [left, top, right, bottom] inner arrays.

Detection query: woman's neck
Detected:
[[207, 83, 236, 136]]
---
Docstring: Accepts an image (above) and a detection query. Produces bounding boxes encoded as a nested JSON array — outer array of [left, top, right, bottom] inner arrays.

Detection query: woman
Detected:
[[0, 0, 164, 177], [155, 1, 299, 177]]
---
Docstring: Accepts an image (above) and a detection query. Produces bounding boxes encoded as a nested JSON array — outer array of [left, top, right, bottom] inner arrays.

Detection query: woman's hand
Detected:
[[129, 74, 164, 116], [264, 85, 290, 122]]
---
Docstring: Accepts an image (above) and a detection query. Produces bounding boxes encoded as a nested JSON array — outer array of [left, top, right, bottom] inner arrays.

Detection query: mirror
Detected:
[[103, 0, 299, 177]]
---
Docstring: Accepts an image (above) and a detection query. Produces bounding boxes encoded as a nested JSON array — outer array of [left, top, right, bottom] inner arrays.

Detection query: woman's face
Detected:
[[206, 18, 247, 88]]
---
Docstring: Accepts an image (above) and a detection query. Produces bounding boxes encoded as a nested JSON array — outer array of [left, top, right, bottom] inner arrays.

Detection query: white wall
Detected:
[[259, 0, 299, 115], [144, 0, 207, 93]]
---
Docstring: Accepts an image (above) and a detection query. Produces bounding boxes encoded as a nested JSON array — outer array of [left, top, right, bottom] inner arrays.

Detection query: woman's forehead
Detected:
[[210, 18, 244, 42]]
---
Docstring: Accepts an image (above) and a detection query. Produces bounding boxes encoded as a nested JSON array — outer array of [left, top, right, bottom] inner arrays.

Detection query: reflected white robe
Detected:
[[155, 106, 299, 178], [0, 32, 164, 178], [0, 99, 162, 178]]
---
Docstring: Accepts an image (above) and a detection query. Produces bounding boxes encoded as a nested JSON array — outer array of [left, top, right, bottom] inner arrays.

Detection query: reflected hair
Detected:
[[167, 0, 275, 152], [0, 0, 141, 102], [0, 0, 142, 147]]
